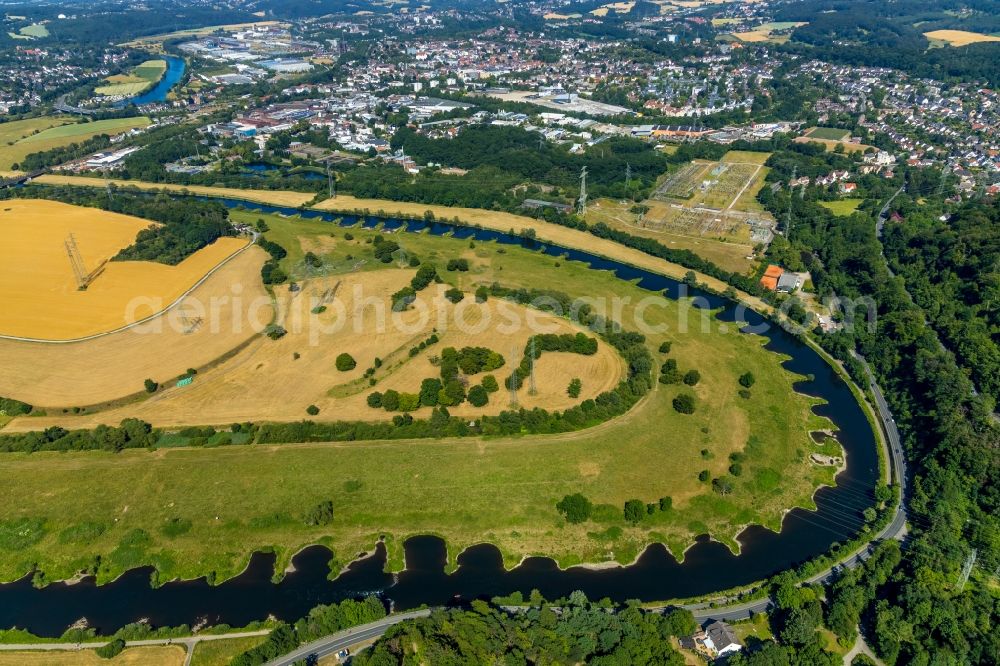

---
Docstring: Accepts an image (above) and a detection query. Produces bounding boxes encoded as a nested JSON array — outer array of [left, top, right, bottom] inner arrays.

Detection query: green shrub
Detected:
[[623, 499, 645, 525], [95, 638, 126, 659], [672, 393, 695, 414], [567, 378, 582, 398], [335, 353, 357, 371], [306, 405, 320, 416], [304, 500, 334, 526], [481, 375, 499, 392], [468, 385, 489, 407], [444, 287, 464, 303], [143, 378, 158, 393], [739, 371, 756, 388], [658, 341, 672, 353], [683, 370, 700, 386], [556, 493, 592, 524]]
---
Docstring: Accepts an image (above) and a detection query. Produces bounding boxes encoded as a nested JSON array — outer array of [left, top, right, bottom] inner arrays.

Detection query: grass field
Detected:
[[0, 117, 151, 170], [819, 199, 863, 216], [0, 200, 251, 340], [17, 23, 49, 38], [191, 637, 267, 666], [0, 646, 185, 665], [923, 29, 1000, 46], [0, 210, 843, 585], [0, 116, 73, 148], [95, 60, 166, 97], [806, 127, 850, 142]]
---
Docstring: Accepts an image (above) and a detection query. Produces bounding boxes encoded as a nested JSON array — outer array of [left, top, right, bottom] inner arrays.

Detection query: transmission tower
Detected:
[[327, 160, 336, 199], [957, 548, 977, 592], [935, 165, 950, 197], [785, 166, 796, 236], [577, 166, 588, 216], [625, 162, 632, 189], [65, 234, 88, 290], [528, 337, 538, 396]]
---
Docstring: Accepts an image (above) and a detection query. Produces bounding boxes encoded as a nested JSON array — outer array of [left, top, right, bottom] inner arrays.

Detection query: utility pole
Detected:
[[577, 166, 588, 216], [957, 548, 977, 592]]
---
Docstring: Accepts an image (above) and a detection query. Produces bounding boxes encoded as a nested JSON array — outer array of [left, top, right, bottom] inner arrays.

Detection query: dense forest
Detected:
[[755, 147, 1000, 663], [354, 596, 695, 665], [883, 198, 1000, 403], [776, 0, 1000, 86], [390, 125, 666, 199]]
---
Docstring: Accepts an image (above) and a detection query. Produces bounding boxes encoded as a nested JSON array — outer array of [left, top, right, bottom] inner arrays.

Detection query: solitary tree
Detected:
[[556, 493, 593, 524], [623, 499, 645, 525]]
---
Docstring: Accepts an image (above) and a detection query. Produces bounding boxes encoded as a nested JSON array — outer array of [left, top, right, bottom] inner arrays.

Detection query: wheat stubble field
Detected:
[[0, 200, 251, 340]]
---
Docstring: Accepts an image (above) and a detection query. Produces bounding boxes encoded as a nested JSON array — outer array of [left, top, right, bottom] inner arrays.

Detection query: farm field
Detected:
[[806, 127, 850, 141], [95, 59, 167, 96], [820, 199, 863, 216], [732, 21, 806, 43], [0, 245, 270, 407], [0, 200, 251, 340], [923, 29, 1000, 47], [35, 174, 316, 206], [27, 179, 775, 307], [0, 116, 74, 148], [796, 128, 872, 154], [0, 117, 151, 170], [0, 209, 842, 585], [190, 636, 268, 666], [0, 646, 185, 666]]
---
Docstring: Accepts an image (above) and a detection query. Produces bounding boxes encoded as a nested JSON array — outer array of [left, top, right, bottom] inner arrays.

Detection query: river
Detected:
[[114, 55, 186, 108], [0, 203, 879, 636]]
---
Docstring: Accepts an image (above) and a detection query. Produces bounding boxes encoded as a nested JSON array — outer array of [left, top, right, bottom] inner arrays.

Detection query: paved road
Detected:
[[262, 610, 431, 666]]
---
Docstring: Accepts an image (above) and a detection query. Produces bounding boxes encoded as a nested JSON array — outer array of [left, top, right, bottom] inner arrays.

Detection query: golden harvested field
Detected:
[[0, 200, 251, 340], [924, 29, 1000, 47], [0, 118, 151, 171], [11, 268, 624, 428], [35, 175, 315, 207], [0, 646, 185, 666], [793, 136, 873, 154], [0, 247, 270, 408]]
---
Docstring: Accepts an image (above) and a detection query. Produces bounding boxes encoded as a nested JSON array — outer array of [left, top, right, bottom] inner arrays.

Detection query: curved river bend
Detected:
[[0, 203, 879, 636]]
